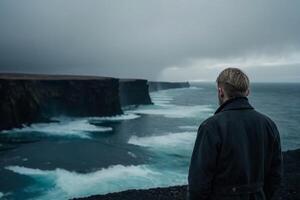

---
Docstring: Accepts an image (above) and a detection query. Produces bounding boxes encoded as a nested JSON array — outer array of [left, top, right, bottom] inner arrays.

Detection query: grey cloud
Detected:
[[0, 0, 300, 81]]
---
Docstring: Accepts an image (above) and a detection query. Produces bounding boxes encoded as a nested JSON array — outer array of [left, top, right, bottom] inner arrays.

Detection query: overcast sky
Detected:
[[0, 0, 300, 82]]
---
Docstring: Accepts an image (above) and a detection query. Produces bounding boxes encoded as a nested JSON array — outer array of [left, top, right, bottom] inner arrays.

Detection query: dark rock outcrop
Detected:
[[74, 149, 300, 200], [119, 79, 152, 106], [148, 81, 190, 92], [75, 186, 187, 200], [0, 73, 123, 131]]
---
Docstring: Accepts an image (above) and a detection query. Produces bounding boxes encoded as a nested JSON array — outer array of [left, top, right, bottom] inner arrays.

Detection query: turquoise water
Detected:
[[0, 83, 299, 199]]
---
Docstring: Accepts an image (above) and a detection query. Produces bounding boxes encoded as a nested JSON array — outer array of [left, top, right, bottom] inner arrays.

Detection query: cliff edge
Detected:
[[0, 73, 123, 131], [119, 79, 152, 106]]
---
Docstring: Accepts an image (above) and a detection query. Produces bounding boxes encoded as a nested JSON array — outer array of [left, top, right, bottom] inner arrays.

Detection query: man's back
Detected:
[[188, 97, 283, 200]]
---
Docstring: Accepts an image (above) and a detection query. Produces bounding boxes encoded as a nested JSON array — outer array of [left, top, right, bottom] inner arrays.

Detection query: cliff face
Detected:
[[0, 79, 43, 130], [0, 74, 192, 131], [0, 74, 123, 131], [148, 81, 190, 92], [119, 79, 153, 106], [37, 79, 122, 117]]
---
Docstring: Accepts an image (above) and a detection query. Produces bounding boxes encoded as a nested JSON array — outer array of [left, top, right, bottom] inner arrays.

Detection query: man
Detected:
[[188, 68, 283, 200]]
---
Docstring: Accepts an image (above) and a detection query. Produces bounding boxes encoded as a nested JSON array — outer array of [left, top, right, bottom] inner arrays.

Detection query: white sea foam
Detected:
[[188, 86, 203, 90], [5, 164, 186, 200], [0, 112, 141, 139], [149, 90, 177, 105], [7, 166, 48, 175], [128, 131, 197, 153], [0, 192, 3, 199], [1, 118, 112, 139], [127, 104, 213, 118], [127, 88, 214, 118], [88, 113, 140, 122], [178, 125, 199, 130], [127, 151, 137, 158]]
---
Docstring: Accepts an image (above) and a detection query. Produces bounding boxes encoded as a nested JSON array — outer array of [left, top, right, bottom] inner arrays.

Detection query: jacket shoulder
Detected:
[[199, 115, 217, 126], [197, 115, 219, 132], [241, 109, 281, 141], [253, 110, 279, 129]]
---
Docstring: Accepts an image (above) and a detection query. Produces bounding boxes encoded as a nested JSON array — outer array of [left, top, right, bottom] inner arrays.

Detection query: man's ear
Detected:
[[245, 89, 250, 96], [218, 87, 224, 97]]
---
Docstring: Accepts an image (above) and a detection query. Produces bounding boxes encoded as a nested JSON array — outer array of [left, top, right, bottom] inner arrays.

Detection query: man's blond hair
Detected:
[[216, 68, 250, 98]]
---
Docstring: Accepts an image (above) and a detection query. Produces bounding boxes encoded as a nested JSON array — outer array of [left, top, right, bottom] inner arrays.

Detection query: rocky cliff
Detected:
[[148, 81, 190, 92], [0, 73, 123, 131], [119, 79, 152, 106], [75, 149, 300, 200]]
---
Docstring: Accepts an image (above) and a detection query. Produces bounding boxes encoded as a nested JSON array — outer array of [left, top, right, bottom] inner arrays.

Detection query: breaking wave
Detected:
[[5, 164, 186, 200], [87, 113, 140, 121], [127, 104, 213, 118], [1, 118, 112, 139], [0, 113, 141, 139], [178, 125, 199, 130], [128, 131, 197, 158], [127, 88, 214, 118], [128, 131, 196, 149]]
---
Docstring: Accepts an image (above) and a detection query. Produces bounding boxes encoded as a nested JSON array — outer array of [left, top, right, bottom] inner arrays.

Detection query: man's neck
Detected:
[[220, 96, 247, 106]]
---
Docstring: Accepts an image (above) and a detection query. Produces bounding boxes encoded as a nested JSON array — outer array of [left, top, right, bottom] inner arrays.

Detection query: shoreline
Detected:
[[74, 149, 300, 200]]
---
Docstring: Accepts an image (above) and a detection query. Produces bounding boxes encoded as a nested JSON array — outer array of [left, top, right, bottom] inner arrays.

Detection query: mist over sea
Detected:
[[0, 82, 299, 200]]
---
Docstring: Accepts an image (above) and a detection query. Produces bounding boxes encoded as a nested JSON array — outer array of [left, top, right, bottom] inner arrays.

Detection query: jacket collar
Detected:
[[214, 96, 254, 114]]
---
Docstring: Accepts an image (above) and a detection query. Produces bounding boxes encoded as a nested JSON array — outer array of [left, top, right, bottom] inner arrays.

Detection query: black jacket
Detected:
[[188, 97, 283, 200]]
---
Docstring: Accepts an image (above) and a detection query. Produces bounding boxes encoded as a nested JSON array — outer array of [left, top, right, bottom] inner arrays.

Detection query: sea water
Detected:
[[0, 82, 299, 200]]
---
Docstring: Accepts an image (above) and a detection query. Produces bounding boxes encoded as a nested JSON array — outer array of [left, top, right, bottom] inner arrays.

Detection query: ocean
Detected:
[[0, 82, 299, 200]]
